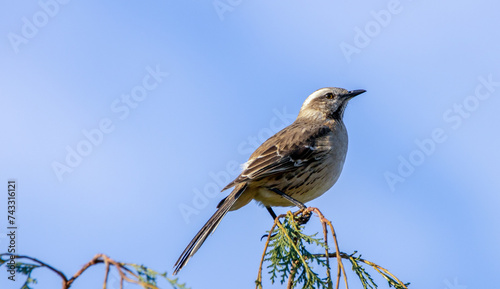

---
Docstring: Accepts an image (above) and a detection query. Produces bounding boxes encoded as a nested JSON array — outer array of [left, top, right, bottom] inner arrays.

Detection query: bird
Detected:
[[173, 87, 365, 275]]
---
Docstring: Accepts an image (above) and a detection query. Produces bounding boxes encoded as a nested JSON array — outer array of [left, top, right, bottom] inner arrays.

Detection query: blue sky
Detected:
[[1, 0, 499, 288]]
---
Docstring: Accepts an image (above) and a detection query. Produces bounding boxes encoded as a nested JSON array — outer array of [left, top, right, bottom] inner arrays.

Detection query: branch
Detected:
[[1, 253, 68, 288], [0, 253, 187, 289], [255, 207, 410, 289]]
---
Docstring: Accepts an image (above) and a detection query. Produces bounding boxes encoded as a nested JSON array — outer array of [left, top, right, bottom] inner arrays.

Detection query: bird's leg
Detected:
[[266, 206, 278, 220], [268, 188, 311, 224], [261, 206, 280, 241], [269, 188, 307, 210]]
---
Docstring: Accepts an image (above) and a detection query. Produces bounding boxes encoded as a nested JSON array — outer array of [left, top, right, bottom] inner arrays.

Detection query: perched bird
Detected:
[[174, 87, 365, 274]]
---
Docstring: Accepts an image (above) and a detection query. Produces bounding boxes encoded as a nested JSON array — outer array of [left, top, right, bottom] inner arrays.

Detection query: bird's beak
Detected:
[[344, 89, 366, 98]]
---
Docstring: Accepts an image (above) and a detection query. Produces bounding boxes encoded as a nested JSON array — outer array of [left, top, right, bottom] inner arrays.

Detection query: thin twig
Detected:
[[103, 257, 110, 289], [305, 208, 348, 289], [256, 207, 408, 289], [256, 213, 286, 289], [66, 254, 106, 288], [315, 253, 409, 289], [1, 253, 162, 289], [325, 217, 348, 289], [355, 257, 408, 288], [286, 260, 300, 289], [107, 258, 158, 289], [320, 216, 333, 289], [1, 253, 68, 286], [275, 215, 313, 282]]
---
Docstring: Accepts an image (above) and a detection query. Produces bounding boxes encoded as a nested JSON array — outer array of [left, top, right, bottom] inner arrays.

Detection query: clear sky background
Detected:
[[1, 1, 499, 288]]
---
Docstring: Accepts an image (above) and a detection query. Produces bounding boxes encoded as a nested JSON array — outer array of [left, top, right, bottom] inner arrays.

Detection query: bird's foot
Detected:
[[260, 233, 278, 241], [295, 209, 312, 225]]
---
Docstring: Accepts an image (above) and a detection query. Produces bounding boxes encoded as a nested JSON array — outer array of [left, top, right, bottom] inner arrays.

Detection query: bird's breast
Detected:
[[253, 122, 349, 207]]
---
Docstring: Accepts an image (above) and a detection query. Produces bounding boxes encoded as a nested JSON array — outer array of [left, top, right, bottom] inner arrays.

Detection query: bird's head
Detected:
[[298, 87, 366, 122]]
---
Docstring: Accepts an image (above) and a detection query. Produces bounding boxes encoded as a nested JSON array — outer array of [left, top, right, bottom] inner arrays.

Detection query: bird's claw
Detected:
[[295, 211, 312, 225], [261, 233, 277, 241]]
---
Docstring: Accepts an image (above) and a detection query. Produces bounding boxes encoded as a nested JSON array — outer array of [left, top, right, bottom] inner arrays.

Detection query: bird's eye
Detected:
[[325, 93, 334, 99]]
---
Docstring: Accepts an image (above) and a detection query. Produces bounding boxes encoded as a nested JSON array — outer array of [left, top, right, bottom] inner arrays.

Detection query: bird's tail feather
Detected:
[[173, 183, 247, 275]]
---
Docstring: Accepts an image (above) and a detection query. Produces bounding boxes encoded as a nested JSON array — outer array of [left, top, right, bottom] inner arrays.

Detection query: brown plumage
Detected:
[[173, 87, 365, 274]]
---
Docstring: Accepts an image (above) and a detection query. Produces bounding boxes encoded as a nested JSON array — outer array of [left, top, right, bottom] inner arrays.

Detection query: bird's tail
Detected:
[[173, 183, 248, 275]]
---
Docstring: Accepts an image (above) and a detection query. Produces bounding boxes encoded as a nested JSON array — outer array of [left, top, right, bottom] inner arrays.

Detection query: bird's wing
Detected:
[[222, 121, 332, 190]]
